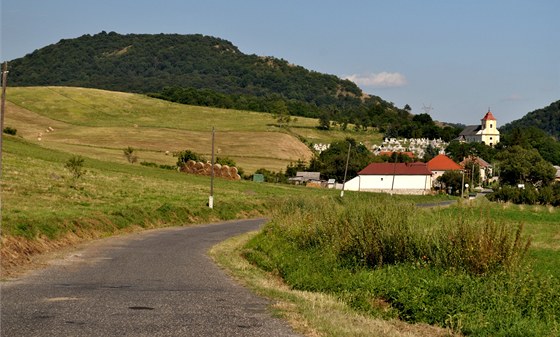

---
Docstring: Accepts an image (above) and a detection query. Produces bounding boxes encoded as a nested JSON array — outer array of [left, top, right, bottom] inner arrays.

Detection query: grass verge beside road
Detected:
[[210, 232, 456, 337], [240, 196, 559, 336]]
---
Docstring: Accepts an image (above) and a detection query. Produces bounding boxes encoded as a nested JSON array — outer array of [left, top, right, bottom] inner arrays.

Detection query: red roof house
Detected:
[[345, 162, 432, 195], [427, 154, 463, 187]]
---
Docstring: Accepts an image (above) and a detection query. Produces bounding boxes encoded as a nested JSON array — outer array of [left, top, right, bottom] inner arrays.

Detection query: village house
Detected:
[[288, 171, 321, 185], [458, 110, 500, 147], [427, 154, 463, 187], [344, 162, 432, 195], [460, 156, 493, 185]]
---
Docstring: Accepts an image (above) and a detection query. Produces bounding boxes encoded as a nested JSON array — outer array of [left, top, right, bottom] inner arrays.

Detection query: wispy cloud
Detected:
[[344, 72, 408, 88]]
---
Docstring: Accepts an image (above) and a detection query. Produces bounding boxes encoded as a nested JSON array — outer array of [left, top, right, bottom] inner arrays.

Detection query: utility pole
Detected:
[[340, 142, 351, 197], [209, 127, 215, 209], [0, 62, 8, 178], [461, 169, 465, 198], [0, 62, 8, 237]]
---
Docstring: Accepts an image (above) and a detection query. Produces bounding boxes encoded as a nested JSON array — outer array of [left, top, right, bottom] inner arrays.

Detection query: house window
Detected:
[[381, 177, 383, 181], [490, 124, 493, 128], [490, 137, 493, 140]]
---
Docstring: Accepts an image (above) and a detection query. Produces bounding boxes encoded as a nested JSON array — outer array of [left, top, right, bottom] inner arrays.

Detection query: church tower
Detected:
[[480, 109, 500, 147]]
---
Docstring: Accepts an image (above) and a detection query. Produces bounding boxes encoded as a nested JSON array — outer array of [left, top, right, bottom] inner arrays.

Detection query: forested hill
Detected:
[[7, 32, 381, 114], [9, 32, 361, 97], [500, 100, 560, 140]]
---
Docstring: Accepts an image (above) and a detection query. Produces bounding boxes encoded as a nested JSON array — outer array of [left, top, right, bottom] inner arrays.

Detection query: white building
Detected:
[[458, 110, 500, 147], [344, 162, 432, 195]]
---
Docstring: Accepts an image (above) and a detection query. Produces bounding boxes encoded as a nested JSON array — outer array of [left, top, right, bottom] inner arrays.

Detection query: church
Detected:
[[457, 110, 500, 147]]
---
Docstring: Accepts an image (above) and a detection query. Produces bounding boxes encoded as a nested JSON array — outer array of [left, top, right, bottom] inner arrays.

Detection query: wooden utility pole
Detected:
[[1, 61, 8, 178], [209, 127, 215, 209], [340, 142, 351, 197], [0, 61, 7, 236]]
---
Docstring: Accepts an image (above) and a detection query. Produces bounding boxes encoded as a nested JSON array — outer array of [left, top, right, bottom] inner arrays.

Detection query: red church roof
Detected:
[[481, 110, 496, 121], [359, 162, 432, 176], [427, 154, 462, 171]]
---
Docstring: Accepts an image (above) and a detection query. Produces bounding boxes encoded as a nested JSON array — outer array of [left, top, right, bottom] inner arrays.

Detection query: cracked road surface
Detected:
[[1, 218, 302, 336]]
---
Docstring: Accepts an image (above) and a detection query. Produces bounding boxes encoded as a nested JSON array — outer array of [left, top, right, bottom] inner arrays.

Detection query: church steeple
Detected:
[[480, 109, 499, 146], [481, 109, 496, 130]]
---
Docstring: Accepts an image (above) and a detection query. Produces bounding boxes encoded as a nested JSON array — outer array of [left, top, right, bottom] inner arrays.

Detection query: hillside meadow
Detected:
[[5, 86, 383, 173]]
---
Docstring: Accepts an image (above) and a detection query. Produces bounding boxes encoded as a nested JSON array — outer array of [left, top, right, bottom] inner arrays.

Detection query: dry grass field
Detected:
[[5, 87, 383, 173]]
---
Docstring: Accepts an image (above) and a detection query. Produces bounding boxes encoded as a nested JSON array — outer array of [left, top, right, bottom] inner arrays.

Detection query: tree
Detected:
[[495, 145, 556, 186], [317, 111, 331, 130], [437, 171, 463, 194], [412, 113, 434, 125], [310, 138, 375, 182]]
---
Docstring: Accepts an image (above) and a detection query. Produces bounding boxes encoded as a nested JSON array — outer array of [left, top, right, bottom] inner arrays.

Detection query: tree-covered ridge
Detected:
[[7, 31, 363, 106], [500, 100, 560, 140]]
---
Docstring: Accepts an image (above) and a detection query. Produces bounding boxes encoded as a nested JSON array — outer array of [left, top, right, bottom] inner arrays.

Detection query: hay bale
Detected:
[[234, 174, 241, 180], [220, 165, 230, 177], [229, 166, 238, 176]]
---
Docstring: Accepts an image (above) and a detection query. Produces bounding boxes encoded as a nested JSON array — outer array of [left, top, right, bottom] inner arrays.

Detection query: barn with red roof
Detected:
[[344, 162, 432, 195]]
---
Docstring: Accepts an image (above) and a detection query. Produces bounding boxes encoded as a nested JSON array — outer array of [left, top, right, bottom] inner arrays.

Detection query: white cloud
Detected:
[[344, 72, 408, 88]]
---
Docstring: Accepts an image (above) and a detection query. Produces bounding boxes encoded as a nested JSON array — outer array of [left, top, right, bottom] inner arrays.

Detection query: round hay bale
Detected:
[[229, 166, 238, 176], [220, 165, 230, 177], [234, 174, 241, 180], [186, 160, 196, 168], [213, 163, 222, 171], [194, 162, 204, 170]]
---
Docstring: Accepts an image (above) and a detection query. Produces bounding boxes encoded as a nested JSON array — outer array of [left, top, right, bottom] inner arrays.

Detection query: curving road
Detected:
[[1, 219, 302, 337]]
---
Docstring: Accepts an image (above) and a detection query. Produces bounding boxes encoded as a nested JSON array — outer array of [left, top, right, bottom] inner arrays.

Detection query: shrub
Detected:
[[64, 155, 86, 181], [3, 126, 17, 135], [123, 146, 138, 163], [139, 161, 158, 168], [175, 149, 205, 167]]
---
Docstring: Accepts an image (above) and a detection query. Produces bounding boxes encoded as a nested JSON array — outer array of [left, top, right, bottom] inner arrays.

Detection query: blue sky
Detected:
[[2, 0, 559, 125]]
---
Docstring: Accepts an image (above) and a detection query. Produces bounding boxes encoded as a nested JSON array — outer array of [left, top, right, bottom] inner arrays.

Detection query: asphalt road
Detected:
[[1, 219, 302, 337]]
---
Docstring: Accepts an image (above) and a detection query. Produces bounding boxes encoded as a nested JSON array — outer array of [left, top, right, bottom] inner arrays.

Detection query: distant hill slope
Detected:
[[7, 32, 369, 111], [500, 100, 560, 139], [5, 87, 384, 173]]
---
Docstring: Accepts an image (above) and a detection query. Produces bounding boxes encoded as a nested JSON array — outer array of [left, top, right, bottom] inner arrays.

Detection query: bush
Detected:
[[123, 146, 138, 163], [3, 126, 17, 135], [64, 155, 86, 181], [487, 183, 560, 205], [175, 149, 205, 167]]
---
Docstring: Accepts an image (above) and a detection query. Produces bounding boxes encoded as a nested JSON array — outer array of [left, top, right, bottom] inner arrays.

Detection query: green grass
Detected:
[[243, 195, 560, 336], [0, 136, 320, 241]]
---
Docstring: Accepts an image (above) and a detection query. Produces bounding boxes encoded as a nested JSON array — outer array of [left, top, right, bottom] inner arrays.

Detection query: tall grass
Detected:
[[268, 195, 530, 275], [245, 194, 559, 336]]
